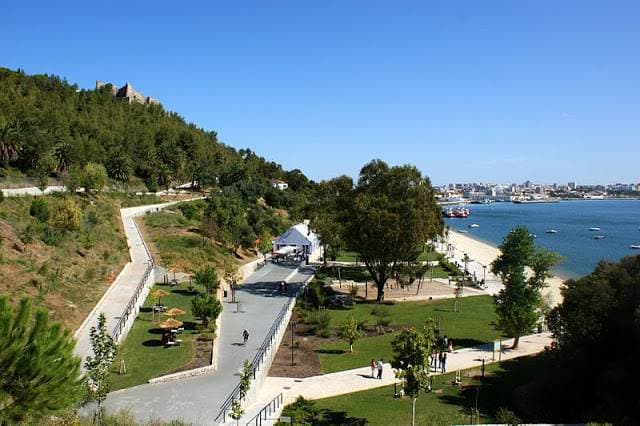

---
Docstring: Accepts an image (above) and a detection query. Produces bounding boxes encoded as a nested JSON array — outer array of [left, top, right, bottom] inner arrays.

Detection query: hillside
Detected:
[[0, 67, 313, 214]]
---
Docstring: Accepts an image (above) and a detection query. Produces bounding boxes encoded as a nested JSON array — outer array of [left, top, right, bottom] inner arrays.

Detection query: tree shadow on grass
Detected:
[[437, 355, 550, 423], [142, 339, 163, 347], [317, 409, 367, 425], [148, 328, 166, 335], [315, 349, 346, 355], [172, 289, 197, 296], [453, 338, 490, 349]]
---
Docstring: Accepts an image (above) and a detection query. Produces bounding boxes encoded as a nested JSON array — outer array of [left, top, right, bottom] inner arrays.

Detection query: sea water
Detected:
[[444, 200, 640, 279]]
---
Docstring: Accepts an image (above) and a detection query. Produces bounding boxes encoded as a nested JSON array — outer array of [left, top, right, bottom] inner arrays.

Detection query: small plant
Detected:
[[315, 310, 331, 337], [371, 305, 391, 333], [340, 315, 363, 352], [29, 198, 50, 222]]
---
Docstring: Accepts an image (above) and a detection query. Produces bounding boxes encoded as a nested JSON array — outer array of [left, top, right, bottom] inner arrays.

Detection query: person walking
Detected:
[[441, 352, 447, 373], [376, 359, 383, 379], [430, 349, 437, 371], [243, 329, 249, 345], [447, 340, 453, 353], [370, 359, 376, 378]]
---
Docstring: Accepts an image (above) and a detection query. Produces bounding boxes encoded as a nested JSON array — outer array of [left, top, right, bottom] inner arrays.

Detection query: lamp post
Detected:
[[483, 264, 487, 283], [290, 321, 297, 366]]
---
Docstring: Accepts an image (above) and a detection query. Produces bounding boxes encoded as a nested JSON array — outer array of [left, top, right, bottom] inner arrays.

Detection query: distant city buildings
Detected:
[[436, 180, 639, 202], [95, 81, 159, 105]]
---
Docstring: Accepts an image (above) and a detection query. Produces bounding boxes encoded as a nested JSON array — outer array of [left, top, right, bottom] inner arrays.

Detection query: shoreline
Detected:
[[444, 230, 565, 306]]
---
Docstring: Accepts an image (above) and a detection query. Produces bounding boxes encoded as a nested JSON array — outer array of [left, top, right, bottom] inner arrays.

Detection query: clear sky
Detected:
[[2, 1, 639, 185]]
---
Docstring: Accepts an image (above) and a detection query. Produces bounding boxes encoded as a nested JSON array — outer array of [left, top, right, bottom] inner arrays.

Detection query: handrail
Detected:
[[111, 212, 156, 341], [245, 393, 284, 426], [214, 298, 294, 423]]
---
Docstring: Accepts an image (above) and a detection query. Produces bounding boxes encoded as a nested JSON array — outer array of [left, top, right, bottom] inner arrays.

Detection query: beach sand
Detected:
[[443, 230, 565, 306]]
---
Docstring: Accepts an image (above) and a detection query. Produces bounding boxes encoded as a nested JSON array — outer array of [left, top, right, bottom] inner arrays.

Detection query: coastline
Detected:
[[444, 230, 565, 306]]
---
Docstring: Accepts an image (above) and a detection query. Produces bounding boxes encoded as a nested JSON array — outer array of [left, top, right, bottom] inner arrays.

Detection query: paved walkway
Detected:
[[243, 332, 552, 424], [102, 262, 314, 424], [73, 200, 198, 363]]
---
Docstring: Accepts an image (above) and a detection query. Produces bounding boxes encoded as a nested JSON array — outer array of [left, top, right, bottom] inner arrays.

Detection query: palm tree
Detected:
[[0, 120, 23, 168]]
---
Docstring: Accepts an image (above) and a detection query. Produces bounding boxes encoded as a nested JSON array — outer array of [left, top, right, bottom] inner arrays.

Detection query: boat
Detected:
[[631, 245, 640, 250], [588, 227, 601, 231], [469, 224, 480, 228], [442, 206, 471, 218], [593, 235, 605, 240], [459, 230, 468, 233], [546, 229, 557, 234]]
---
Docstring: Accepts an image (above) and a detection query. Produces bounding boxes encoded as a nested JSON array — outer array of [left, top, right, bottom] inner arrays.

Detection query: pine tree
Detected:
[[0, 298, 82, 423]]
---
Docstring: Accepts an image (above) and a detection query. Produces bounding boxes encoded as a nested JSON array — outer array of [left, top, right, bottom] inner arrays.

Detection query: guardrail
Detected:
[[215, 299, 294, 423], [245, 393, 283, 426], [111, 213, 155, 342]]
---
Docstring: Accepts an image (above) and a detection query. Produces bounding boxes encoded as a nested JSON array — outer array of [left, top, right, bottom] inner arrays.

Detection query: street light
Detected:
[[483, 264, 487, 283], [290, 321, 297, 366]]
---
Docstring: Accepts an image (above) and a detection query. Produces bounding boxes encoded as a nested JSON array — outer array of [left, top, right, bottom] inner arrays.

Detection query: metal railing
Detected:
[[245, 393, 284, 426], [111, 214, 155, 342], [215, 299, 294, 423]]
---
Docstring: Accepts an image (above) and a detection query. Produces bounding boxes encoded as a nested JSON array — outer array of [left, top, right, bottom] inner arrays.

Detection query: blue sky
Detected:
[[2, 1, 639, 185]]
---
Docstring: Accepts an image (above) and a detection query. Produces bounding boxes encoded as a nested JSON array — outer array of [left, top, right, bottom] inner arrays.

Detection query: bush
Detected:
[[50, 197, 81, 232], [29, 198, 50, 222], [315, 310, 331, 337], [371, 305, 391, 332], [278, 396, 318, 426], [178, 203, 199, 221], [306, 281, 326, 308], [82, 162, 108, 192], [0, 189, 4, 203]]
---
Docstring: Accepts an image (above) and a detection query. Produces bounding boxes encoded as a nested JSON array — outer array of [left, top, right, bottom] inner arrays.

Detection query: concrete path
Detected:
[[243, 332, 552, 424], [102, 262, 314, 425], [73, 201, 196, 363]]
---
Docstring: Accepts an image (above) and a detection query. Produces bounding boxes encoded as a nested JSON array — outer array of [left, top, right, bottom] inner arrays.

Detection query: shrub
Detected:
[[315, 310, 331, 337], [371, 305, 391, 332], [279, 396, 318, 425], [50, 197, 81, 232], [82, 162, 108, 192], [0, 189, 4, 203], [178, 203, 199, 221], [29, 198, 50, 222], [306, 281, 326, 308]]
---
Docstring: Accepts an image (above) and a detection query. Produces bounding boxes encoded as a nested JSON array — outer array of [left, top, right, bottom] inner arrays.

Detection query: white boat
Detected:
[[469, 224, 480, 228], [459, 230, 468, 233], [546, 229, 557, 234], [588, 227, 601, 231], [593, 235, 605, 240], [631, 245, 640, 250]]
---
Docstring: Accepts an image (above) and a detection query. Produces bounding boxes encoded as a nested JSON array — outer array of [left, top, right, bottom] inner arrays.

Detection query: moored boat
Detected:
[[593, 235, 605, 240], [631, 245, 640, 249], [546, 229, 557, 234], [588, 227, 601, 231], [469, 223, 480, 228]]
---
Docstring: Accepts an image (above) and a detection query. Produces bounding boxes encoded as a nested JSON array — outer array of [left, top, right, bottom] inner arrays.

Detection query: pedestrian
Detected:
[[430, 349, 437, 370], [370, 359, 376, 378], [438, 352, 444, 372], [376, 358, 383, 379], [441, 352, 447, 373], [243, 329, 249, 345], [443, 335, 448, 348], [447, 340, 453, 353]]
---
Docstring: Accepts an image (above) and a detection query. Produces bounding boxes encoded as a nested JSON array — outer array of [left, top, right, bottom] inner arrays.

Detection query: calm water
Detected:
[[444, 200, 640, 279]]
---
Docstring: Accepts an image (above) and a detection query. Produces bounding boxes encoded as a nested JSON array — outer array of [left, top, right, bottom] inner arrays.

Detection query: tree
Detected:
[[343, 160, 443, 301], [391, 319, 437, 426], [239, 360, 252, 400], [193, 266, 219, 295], [491, 227, 561, 349], [82, 162, 108, 192], [228, 399, 244, 425], [105, 150, 132, 183], [191, 295, 222, 329], [84, 312, 117, 424], [340, 315, 363, 352], [0, 298, 82, 423], [0, 119, 22, 168], [308, 176, 353, 265]]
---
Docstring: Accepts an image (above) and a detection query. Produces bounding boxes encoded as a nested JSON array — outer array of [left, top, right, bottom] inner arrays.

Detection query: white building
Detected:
[[271, 179, 288, 190], [273, 221, 320, 255]]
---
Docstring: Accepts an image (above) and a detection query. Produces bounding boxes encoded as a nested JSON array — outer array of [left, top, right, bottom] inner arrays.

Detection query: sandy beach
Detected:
[[442, 230, 565, 306]]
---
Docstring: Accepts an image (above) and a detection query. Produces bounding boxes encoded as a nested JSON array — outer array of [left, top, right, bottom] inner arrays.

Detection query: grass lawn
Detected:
[[317, 295, 501, 373], [109, 284, 201, 390], [334, 250, 360, 262], [307, 356, 544, 425]]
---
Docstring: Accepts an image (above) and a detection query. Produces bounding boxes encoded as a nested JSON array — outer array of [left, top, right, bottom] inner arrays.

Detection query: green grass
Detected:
[[109, 284, 201, 390], [335, 250, 360, 262], [307, 356, 545, 425], [316, 295, 501, 373]]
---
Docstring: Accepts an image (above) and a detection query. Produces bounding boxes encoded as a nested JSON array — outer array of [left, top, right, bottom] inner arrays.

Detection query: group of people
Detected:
[[430, 336, 454, 373], [370, 358, 384, 379]]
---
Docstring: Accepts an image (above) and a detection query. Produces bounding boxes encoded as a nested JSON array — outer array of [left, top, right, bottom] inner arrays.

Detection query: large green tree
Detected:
[[0, 119, 22, 168], [343, 160, 443, 301], [491, 227, 561, 348], [308, 175, 353, 265], [0, 298, 82, 423]]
